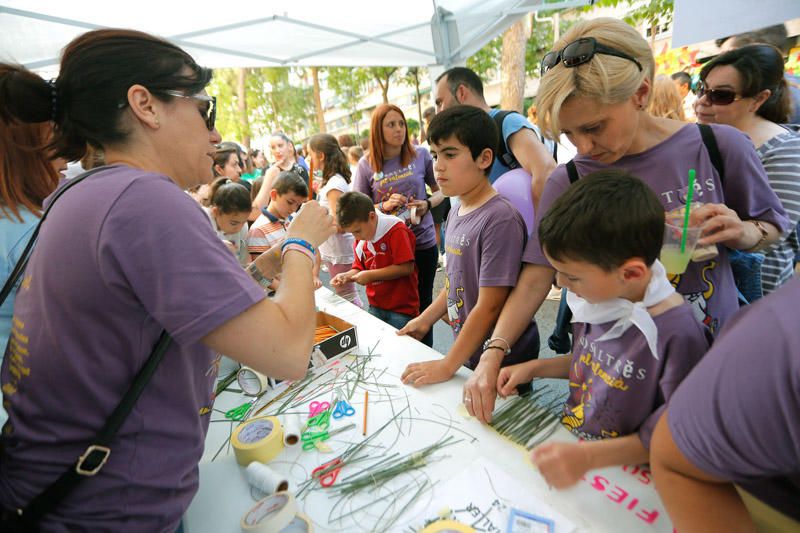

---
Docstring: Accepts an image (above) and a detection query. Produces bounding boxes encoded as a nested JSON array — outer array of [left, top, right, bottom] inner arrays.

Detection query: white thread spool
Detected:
[[246, 462, 289, 496], [283, 414, 303, 447]]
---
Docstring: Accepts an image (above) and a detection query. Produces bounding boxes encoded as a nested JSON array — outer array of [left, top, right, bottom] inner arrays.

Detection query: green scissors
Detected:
[[301, 429, 330, 451], [306, 409, 332, 432], [225, 401, 252, 421]]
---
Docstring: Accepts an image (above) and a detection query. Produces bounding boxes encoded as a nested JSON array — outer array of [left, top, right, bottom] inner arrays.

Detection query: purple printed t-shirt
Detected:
[[0, 166, 265, 532], [524, 124, 790, 335], [668, 277, 800, 521], [352, 148, 437, 250], [445, 195, 539, 369], [564, 303, 711, 448]]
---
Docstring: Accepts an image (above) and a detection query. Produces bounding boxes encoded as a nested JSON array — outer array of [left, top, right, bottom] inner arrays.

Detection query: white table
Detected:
[[185, 288, 673, 532]]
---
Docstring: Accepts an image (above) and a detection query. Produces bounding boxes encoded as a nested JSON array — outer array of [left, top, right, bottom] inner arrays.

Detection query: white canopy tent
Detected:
[[672, 0, 800, 48], [0, 0, 592, 72]]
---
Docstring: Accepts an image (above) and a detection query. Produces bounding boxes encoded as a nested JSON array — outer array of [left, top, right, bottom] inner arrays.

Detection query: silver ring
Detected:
[[464, 397, 472, 402]]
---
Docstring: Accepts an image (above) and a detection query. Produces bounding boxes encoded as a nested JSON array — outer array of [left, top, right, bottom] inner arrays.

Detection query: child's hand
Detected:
[[351, 271, 372, 285], [396, 316, 431, 341], [382, 193, 407, 213], [530, 442, 591, 490], [313, 277, 323, 289], [497, 362, 537, 398], [401, 359, 456, 387], [330, 273, 348, 287]]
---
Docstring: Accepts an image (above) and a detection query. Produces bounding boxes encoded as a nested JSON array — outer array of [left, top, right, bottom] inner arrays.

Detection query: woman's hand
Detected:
[[689, 203, 747, 248], [463, 353, 503, 423], [407, 198, 430, 218], [286, 200, 336, 249]]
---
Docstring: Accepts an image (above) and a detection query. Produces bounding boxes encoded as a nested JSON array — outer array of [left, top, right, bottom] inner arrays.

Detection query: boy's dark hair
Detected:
[[539, 169, 664, 271], [427, 105, 497, 174], [436, 67, 485, 99], [337, 191, 375, 228], [271, 169, 308, 198], [208, 177, 251, 214]]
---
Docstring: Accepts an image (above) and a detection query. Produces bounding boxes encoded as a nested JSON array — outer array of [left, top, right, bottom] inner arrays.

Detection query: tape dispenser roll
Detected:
[[421, 519, 476, 533], [232, 416, 284, 466], [240, 491, 296, 532], [237, 366, 269, 396]]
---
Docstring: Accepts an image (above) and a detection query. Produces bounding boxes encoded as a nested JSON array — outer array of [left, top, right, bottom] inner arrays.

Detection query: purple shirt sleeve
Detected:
[[351, 156, 374, 199], [420, 147, 436, 189], [668, 278, 800, 518], [522, 165, 570, 265], [711, 124, 790, 233], [98, 177, 265, 346]]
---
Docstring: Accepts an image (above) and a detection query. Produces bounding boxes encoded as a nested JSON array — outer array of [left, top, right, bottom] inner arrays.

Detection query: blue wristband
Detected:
[[282, 238, 315, 256]]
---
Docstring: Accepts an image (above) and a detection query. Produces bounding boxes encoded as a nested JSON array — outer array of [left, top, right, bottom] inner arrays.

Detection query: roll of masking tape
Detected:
[[237, 366, 269, 396], [421, 519, 476, 533], [280, 512, 314, 532], [283, 413, 303, 447], [240, 491, 296, 532], [232, 416, 284, 466]]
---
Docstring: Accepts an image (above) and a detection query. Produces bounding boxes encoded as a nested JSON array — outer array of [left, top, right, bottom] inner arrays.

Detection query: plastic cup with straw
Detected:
[[660, 169, 703, 274]]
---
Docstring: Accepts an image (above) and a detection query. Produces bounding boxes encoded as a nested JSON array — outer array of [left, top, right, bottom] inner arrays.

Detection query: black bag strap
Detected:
[[697, 123, 725, 185], [492, 110, 559, 169], [0, 166, 172, 528], [566, 160, 580, 184]]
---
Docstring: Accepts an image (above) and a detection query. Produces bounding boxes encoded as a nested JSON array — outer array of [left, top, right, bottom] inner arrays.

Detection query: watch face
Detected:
[[237, 368, 264, 395]]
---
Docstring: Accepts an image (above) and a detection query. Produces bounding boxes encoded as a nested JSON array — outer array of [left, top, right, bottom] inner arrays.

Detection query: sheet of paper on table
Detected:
[[399, 456, 576, 533]]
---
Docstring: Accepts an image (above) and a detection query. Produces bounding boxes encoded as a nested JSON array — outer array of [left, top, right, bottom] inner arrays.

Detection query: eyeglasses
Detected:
[[695, 83, 743, 106], [160, 90, 217, 131], [541, 37, 643, 76]]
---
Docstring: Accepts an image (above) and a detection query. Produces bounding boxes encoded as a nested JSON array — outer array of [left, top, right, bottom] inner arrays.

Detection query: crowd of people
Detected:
[[0, 14, 797, 533]]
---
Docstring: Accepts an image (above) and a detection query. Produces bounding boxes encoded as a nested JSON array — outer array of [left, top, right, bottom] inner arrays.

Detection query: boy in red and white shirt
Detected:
[[332, 191, 419, 329]]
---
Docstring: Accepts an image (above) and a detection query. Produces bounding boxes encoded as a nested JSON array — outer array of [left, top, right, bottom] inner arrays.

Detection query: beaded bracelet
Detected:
[[281, 244, 314, 264], [282, 237, 315, 256]]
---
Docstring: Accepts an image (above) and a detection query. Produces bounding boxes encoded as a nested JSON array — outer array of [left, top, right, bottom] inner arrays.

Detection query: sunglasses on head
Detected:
[[540, 37, 643, 76], [695, 83, 743, 106], [160, 90, 217, 131]]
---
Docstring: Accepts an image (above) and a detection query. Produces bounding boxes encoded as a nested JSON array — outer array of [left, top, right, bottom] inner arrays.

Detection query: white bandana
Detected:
[[355, 211, 403, 260], [567, 260, 675, 360]]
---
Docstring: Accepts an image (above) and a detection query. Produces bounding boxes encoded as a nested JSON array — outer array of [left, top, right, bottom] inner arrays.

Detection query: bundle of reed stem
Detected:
[[489, 388, 562, 450]]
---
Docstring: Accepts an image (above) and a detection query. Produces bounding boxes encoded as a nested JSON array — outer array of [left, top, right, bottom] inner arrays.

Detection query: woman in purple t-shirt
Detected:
[[463, 17, 790, 424], [352, 104, 445, 346], [0, 30, 334, 531]]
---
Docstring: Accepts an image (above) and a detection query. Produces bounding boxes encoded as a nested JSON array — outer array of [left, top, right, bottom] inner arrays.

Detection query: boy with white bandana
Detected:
[[498, 169, 712, 490], [332, 191, 419, 329]]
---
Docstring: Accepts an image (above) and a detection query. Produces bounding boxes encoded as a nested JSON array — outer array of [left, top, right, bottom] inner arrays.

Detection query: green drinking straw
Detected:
[[681, 168, 697, 253]]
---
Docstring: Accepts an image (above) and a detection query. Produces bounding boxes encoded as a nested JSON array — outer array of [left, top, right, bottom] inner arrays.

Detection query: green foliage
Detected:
[[583, 0, 674, 30], [467, 36, 502, 80], [208, 67, 313, 143], [406, 118, 420, 135]]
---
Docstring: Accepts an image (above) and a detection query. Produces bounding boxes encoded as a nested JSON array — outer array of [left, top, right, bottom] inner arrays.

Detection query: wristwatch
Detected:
[[746, 220, 769, 252], [247, 262, 273, 289]]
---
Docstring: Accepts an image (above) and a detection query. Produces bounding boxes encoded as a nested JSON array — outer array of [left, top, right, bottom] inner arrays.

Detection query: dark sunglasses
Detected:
[[695, 83, 743, 106], [540, 37, 643, 76], [161, 90, 217, 131]]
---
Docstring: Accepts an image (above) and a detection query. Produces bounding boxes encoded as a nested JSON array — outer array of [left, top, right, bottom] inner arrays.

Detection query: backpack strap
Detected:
[[491, 110, 520, 170], [697, 123, 725, 185], [566, 160, 580, 184]]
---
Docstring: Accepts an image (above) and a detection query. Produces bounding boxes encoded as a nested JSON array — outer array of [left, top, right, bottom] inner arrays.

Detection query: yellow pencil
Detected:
[[362, 391, 369, 436]]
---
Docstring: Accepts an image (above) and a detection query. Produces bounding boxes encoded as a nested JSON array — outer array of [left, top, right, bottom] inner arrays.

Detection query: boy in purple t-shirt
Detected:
[[498, 169, 712, 490], [399, 105, 539, 385]]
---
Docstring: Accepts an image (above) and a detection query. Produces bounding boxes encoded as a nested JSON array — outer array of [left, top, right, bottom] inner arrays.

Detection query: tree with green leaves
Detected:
[[208, 67, 313, 144], [583, 0, 674, 45]]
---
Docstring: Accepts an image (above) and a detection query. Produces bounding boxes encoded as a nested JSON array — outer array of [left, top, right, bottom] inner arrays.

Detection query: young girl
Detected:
[[308, 133, 362, 306], [204, 177, 252, 266]]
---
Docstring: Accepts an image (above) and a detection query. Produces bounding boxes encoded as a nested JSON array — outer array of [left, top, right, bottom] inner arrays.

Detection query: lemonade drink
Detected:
[[660, 244, 693, 274]]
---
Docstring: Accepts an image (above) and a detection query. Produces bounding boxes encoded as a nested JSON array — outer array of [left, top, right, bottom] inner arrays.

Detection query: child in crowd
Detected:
[[308, 133, 361, 306], [347, 146, 364, 178], [203, 177, 251, 266], [497, 169, 712, 489], [399, 105, 538, 385], [332, 191, 418, 328], [248, 170, 321, 290]]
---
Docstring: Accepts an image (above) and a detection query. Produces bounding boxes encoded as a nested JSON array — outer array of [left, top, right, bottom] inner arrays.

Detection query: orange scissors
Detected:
[[312, 458, 343, 487]]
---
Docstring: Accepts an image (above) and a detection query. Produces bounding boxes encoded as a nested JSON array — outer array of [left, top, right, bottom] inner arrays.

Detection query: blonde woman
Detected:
[[648, 74, 686, 121], [463, 18, 789, 425]]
